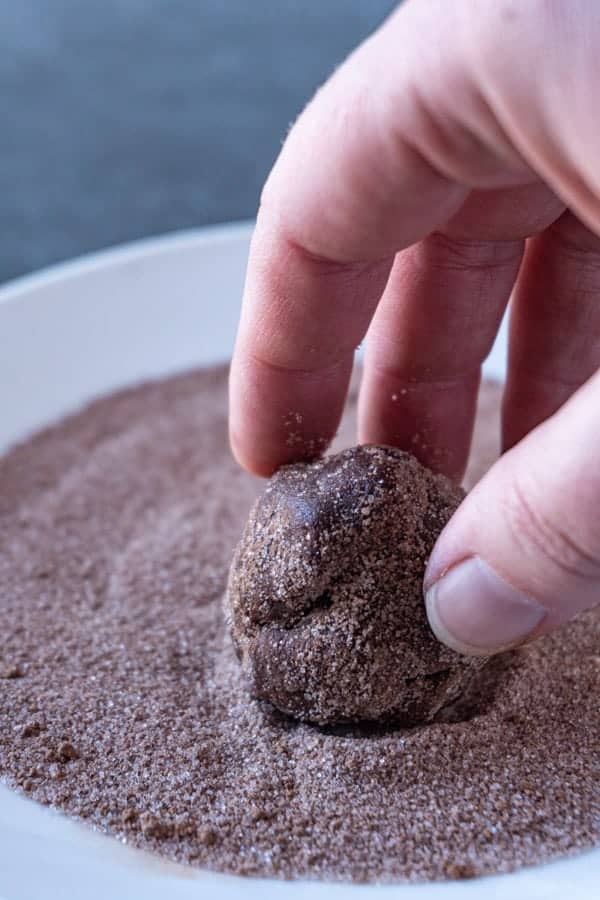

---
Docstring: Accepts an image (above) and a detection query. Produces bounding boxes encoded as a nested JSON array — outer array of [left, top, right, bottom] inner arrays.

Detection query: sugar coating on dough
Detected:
[[226, 444, 485, 725]]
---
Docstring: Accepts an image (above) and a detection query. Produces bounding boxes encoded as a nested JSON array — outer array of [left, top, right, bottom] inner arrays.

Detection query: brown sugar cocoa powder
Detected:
[[1, 369, 599, 882]]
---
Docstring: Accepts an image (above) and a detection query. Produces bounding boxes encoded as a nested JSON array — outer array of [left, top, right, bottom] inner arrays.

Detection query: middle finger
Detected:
[[358, 183, 565, 479]]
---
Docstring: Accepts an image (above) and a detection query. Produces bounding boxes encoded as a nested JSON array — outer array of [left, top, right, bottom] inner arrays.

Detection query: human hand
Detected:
[[229, 0, 600, 656]]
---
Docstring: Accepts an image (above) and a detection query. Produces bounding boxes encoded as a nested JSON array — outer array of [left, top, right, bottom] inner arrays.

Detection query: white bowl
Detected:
[[0, 223, 596, 900]]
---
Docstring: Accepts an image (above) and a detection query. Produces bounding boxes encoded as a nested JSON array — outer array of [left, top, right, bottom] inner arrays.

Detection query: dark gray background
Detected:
[[1, 1, 396, 283]]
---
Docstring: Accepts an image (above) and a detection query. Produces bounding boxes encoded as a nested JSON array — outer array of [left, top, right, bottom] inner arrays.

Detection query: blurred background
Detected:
[[1, 0, 396, 284]]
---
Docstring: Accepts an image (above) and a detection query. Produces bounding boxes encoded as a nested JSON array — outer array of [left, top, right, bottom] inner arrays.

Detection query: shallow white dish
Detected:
[[0, 222, 596, 900]]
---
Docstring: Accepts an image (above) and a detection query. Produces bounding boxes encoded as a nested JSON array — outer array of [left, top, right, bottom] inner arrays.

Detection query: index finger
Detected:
[[228, 1, 529, 476]]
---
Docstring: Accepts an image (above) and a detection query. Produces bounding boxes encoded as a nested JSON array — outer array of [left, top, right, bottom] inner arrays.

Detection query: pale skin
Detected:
[[229, 0, 600, 657]]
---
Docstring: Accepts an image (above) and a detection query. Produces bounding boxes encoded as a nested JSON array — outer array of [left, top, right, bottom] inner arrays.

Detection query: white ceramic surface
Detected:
[[0, 223, 597, 900]]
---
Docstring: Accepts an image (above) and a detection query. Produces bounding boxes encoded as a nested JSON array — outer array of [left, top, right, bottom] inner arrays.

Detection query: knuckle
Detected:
[[504, 476, 600, 581], [547, 212, 600, 256], [546, 216, 600, 293], [428, 232, 521, 274]]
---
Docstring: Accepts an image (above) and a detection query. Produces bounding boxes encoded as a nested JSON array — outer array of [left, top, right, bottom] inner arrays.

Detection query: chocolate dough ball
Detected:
[[225, 445, 484, 726]]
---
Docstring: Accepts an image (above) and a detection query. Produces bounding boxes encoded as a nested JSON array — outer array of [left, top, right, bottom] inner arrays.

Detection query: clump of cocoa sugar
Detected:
[[226, 445, 484, 725], [1, 369, 599, 883]]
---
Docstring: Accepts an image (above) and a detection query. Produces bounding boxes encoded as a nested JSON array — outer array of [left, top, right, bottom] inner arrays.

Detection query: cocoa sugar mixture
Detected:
[[1, 368, 599, 883]]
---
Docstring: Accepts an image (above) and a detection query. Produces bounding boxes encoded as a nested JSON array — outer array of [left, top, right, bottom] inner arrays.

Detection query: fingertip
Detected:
[[357, 374, 473, 483], [228, 416, 334, 479], [424, 579, 497, 658], [228, 347, 351, 482], [228, 426, 277, 479], [424, 556, 547, 658]]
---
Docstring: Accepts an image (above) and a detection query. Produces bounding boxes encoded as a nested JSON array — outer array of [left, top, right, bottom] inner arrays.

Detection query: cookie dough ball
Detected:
[[225, 445, 484, 726]]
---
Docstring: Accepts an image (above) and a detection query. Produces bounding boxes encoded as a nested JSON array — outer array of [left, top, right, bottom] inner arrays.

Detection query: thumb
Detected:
[[424, 370, 600, 656]]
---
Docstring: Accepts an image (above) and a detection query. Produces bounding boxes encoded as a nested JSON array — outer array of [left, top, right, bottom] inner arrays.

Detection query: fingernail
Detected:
[[425, 557, 546, 656]]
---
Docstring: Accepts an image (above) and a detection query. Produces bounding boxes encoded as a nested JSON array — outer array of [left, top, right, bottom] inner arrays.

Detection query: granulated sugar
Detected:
[[1, 369, 599, 882]]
